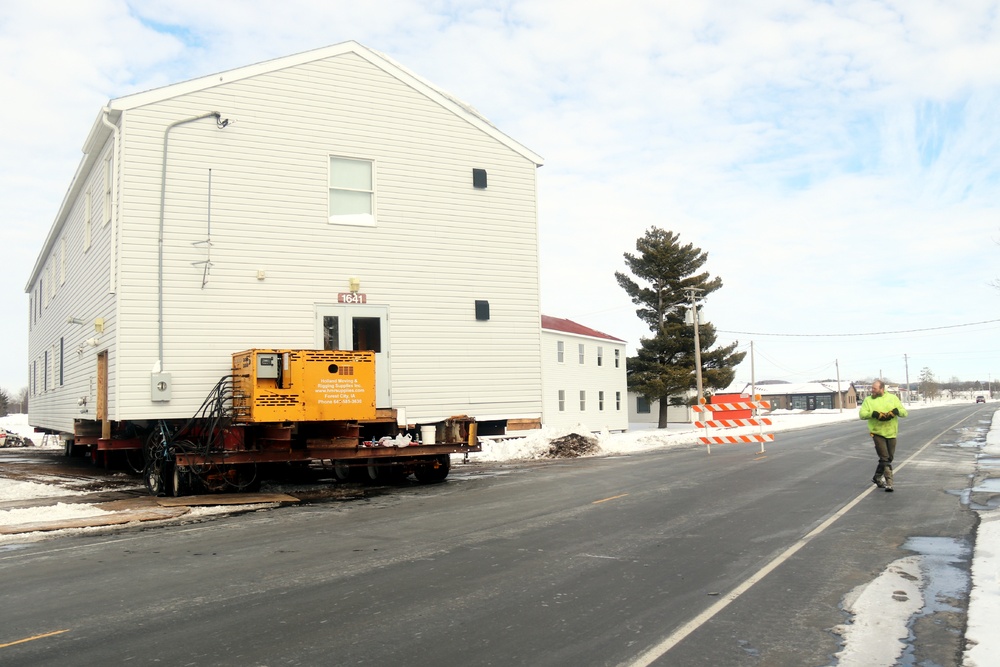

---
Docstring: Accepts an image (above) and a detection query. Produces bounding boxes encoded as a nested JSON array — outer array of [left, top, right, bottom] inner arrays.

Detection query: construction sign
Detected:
[[693, 396, 774, 454]]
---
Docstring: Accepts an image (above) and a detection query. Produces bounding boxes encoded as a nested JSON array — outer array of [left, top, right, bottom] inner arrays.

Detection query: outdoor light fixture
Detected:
[[349, 277, 361, 293], [66, 317, 85, 325]]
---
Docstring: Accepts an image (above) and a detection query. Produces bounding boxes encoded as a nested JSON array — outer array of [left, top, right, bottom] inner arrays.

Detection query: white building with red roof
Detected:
[[541, 316, 628, 432]]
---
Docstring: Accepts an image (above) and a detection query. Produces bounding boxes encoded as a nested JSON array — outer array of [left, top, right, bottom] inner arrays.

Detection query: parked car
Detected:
[[976, 395, 986, 403]]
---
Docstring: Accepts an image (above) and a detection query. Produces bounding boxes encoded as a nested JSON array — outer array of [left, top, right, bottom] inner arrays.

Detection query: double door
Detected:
[[315, 304, 390, 408]]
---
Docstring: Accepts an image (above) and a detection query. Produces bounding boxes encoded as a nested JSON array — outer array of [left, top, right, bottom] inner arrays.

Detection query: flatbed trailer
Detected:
[[67, 349, 481, 496]]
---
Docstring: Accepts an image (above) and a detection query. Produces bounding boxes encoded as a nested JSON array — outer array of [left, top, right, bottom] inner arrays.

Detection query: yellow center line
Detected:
[[753, 455, 767, 461], [0, 629, 70, 649], [592, 493, 629, 504]]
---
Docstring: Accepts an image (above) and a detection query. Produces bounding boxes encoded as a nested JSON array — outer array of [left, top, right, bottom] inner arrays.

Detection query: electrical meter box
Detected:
[[231, 349, 377, 423]]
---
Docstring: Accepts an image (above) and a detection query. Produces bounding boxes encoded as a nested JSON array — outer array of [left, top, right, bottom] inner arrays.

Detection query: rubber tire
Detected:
[[172, 466, 191, 497], [333, 460, 353, 482], [365, 457, 383, 483], [414, 455, 450, 483]]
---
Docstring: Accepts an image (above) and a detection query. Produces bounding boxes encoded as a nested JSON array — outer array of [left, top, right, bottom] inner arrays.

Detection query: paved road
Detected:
[[0, 404, 989, 666]]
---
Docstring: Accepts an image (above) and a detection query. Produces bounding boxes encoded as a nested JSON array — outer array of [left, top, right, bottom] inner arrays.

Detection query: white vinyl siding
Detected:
[[103, 152, 114, 226], [541, 328, 627, 432], [29, 46, 542, 433], [83, 190, 92, 252]]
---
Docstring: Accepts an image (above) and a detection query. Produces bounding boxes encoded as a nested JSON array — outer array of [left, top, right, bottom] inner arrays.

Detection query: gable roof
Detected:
[[28, 41, 543, 289], [745, 381, 855, 396], [541, 315, 625, 342], [97, 41, 543, 165]]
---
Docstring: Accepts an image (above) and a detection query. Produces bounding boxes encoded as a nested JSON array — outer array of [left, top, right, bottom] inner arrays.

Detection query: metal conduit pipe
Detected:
[[157, 111, 228, 372]]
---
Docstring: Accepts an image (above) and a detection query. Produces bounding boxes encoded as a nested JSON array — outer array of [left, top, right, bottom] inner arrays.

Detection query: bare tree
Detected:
[[919, 367, 940, 401], [14, 386, 28, 413]]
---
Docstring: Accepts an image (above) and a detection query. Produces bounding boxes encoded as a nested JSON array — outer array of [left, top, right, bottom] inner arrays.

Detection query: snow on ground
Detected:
[[3, 401, 1000, 663]]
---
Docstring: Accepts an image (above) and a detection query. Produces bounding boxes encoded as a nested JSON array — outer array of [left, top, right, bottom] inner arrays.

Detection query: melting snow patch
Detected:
[[0, 478, 77, 502], [0, 502, 110, 527], [831, 556, 923, 666]]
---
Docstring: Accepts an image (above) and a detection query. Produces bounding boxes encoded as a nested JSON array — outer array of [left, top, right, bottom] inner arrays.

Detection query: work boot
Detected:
[[883, 467, 893, 492], [885, 483, 894, 492], [872, 474, 886, 488]]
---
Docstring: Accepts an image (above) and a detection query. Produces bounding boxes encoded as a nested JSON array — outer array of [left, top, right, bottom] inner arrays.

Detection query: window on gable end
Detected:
[[597, 347, 603, 366], [557, 341, 564, 363], [329, 156, 374, 226], [578, 344, 585, 364]]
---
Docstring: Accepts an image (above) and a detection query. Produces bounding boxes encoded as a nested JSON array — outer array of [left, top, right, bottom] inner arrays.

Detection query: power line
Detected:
[[717, 318, 1000, 338]]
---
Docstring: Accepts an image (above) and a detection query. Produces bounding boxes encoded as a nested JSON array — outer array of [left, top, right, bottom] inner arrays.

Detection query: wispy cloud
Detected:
[[1, 0, 999, 390]]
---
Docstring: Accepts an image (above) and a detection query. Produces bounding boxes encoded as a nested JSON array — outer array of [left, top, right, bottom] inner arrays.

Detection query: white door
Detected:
[[316, 304, 390, 408]]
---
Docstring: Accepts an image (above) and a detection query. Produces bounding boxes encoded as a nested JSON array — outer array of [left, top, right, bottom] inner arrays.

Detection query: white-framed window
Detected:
[[557, 341, 564, 363], [84, 189, 92, 251], [637, 396, 651, 414], [615, 349, 621, 368], [597, 347, 603, 366], [558, 389, 565, 412], [616, 391, 622, 410], [329, 156, 374, 226], [44, 350, 49, 392], [103, 152, 114, 226], [59, 337, 64, 386], [599, 391, 605, 411], [580, 390, 586, 411], [578, 344, 585, 364]]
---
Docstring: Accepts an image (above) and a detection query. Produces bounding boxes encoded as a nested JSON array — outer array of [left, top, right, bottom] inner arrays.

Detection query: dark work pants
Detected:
[[872, 434, 896, 483]]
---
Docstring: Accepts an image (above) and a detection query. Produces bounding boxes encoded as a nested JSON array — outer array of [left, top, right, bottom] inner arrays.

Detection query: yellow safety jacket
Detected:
[[859, 392, 908, 438]]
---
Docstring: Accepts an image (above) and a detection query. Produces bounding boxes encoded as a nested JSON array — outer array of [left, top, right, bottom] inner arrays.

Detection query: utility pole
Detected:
[[750, 341, 755, 396], [685, 287, 704, 404], [904, 354, 910, 404], [836, 358, 842, 413]]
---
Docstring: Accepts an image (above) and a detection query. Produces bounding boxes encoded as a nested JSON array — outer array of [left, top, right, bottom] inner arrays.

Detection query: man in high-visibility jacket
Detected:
[[858, 379, 908, 492]]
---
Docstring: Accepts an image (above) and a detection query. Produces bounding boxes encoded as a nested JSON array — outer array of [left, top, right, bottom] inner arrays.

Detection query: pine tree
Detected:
[[616, 227, 746, 427]]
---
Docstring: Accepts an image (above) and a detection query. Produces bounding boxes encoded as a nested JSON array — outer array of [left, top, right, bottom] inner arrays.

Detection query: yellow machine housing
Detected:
[[232, 349, 377, 423]]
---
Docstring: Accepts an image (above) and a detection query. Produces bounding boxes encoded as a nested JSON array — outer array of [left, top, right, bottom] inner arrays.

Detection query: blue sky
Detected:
[[2, 0, 999, 395]]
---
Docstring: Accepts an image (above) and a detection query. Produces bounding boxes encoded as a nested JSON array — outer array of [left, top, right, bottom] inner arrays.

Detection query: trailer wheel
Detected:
[[414, 455, 450, 483], [64, 439, 75, 457], [145, 461, 173, 497], [333, 460, 353, 482], [173, 466, 192, 497], [365, 458, 384, 483]]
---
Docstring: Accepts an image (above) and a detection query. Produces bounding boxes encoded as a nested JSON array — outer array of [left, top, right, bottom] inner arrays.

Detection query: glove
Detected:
[[892, 408, 900, 416], [878, 412, 894, 421]]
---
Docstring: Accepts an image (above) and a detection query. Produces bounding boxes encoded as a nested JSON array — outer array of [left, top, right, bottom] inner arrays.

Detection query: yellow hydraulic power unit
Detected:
[[231, 349, 376, 423]]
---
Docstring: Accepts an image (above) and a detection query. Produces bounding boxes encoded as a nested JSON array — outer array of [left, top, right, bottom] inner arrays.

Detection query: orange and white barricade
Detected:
[[692, 396, 774, 454]]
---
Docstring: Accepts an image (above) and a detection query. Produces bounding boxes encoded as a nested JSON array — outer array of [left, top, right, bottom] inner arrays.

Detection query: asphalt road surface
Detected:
[[0, 404, 990, 666]]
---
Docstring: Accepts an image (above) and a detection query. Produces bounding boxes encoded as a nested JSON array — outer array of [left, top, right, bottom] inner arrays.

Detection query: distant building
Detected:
[[745, 381, 857, 410], [628, 394, 693, 426], [541, 316, 628, 432]]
